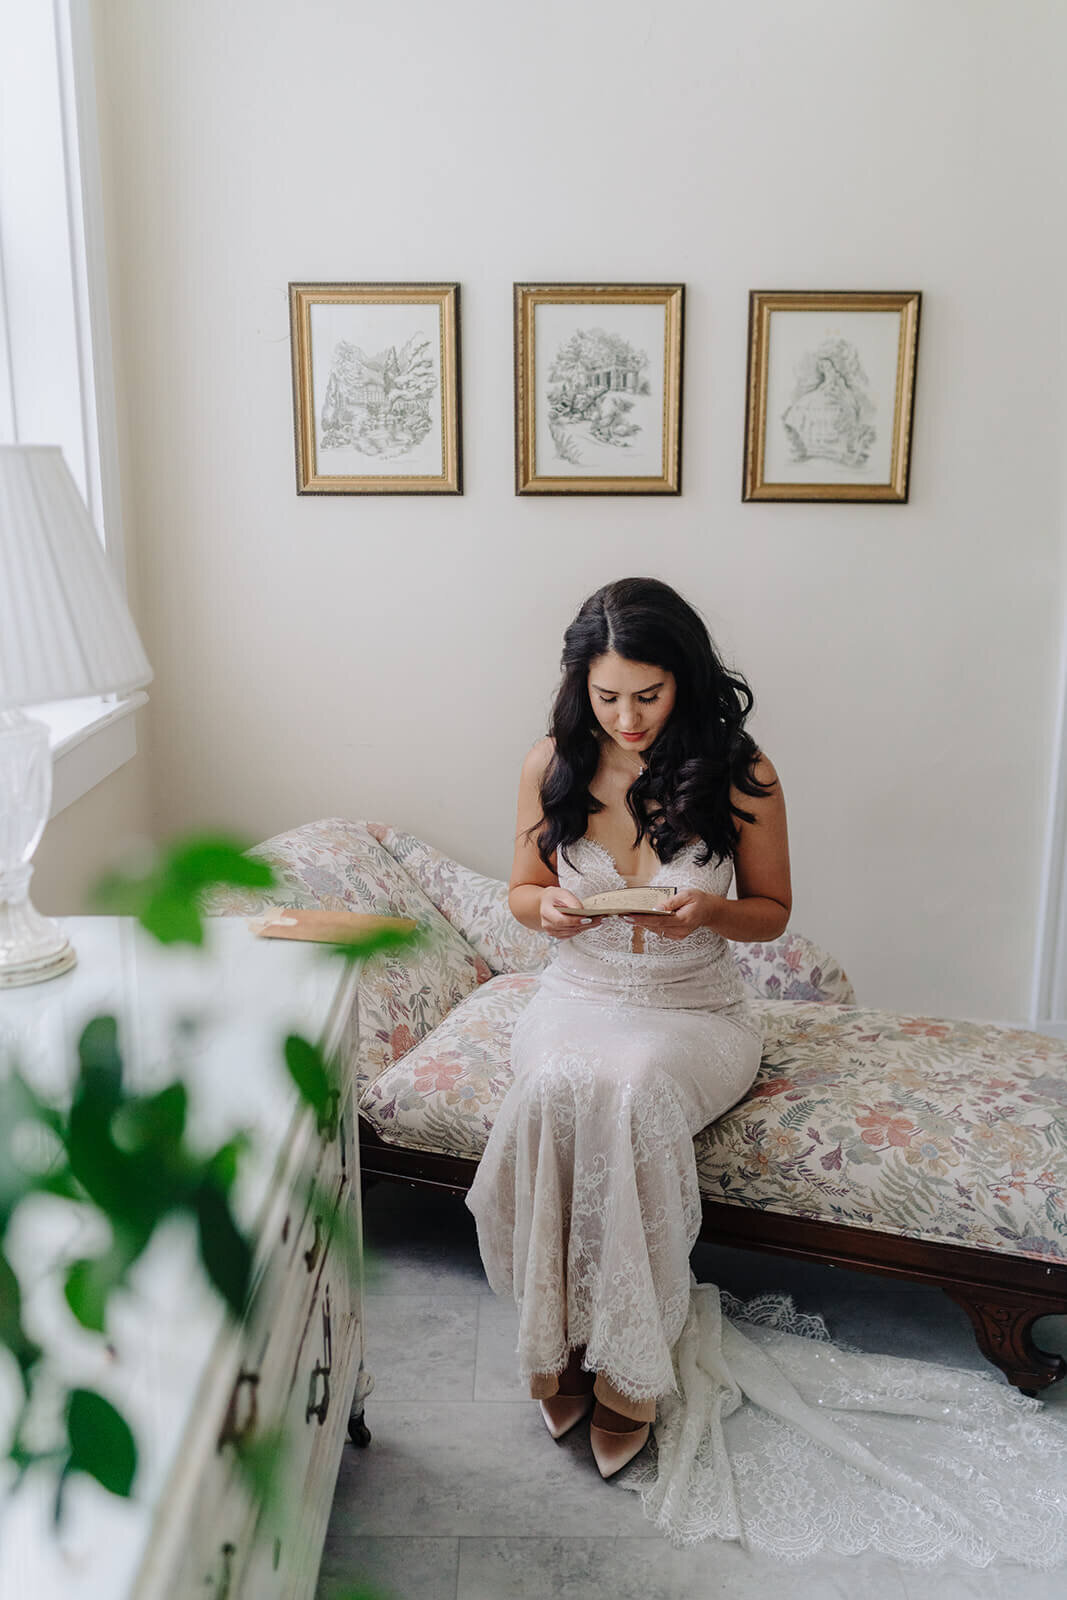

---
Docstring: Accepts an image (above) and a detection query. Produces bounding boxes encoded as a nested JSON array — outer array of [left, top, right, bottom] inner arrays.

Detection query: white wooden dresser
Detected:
[[0, 915, 371, 1599]]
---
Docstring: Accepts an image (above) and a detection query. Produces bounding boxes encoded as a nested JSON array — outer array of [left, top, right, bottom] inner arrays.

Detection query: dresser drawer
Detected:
[[240, 1079, 349, 1375], [159, 1086, 354, 1595], [241, 1244, 360, 1597], [167, 1429, 259, 1598]]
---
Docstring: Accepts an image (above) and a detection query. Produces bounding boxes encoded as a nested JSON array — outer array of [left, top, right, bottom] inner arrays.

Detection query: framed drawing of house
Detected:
[[743, 290, 921, 503], [514, 283, 684, 494], [289, 283, 462, 494]]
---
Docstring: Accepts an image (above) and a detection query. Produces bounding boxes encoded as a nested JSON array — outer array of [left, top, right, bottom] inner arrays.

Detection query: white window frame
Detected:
[[1, 0, 146, 816], [1030, 609, 1067, 1039]]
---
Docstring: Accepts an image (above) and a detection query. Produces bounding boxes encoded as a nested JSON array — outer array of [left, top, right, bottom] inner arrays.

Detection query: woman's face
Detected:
[[587, 651, 677, 759]]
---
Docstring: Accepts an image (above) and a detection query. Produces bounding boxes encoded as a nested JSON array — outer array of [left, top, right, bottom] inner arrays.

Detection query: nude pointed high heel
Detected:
[[589, 1417, 651, 1478], [539, 1391, 594, 1440]]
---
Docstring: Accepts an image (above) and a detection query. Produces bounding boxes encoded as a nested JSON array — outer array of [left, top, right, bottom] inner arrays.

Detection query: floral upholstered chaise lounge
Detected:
[[205, 818, 1067, 1396]]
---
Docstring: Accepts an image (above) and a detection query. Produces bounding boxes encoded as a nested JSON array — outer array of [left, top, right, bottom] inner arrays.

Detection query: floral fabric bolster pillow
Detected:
[[367, 822, 551, 976]]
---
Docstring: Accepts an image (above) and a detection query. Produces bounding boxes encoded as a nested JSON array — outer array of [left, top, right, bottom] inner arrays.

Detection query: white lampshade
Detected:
[[0, 444, 153, 708]]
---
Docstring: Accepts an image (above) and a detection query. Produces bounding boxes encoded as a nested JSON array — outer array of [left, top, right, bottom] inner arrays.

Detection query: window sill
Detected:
[[25, 693, 148, 817]]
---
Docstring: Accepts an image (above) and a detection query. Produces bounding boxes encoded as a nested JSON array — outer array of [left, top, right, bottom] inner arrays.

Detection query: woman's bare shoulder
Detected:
[[728, 749, 782, 813], [751, 750, 780, 788], [521, 736, 556, 783]]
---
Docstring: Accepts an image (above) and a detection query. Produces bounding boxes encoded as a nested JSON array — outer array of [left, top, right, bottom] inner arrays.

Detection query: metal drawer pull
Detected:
[[214, 1541, 236, 1599], [303, 1214, 323, 1273], [306, 1287, 334, 1425], [306, 1362, 330, 1425], [218, 1370, 259, 1451], [322, 1285, 333, 1371], [318, 1087, 340, 1140]]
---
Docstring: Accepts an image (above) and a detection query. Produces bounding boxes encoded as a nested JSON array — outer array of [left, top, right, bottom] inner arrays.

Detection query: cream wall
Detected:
[[33, 750, 151, 913], [90, 0, 1066, 1020]]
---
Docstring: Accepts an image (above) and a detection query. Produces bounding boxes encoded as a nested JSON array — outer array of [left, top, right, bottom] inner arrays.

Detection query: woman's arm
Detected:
[[711, 752, 792, 941], [629, 752, 792, 943], [508, 739, 602, 939]]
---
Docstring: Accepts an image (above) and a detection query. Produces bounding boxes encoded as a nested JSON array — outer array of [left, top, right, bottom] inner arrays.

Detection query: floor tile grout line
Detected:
[[468, 1295, 479, 1402]]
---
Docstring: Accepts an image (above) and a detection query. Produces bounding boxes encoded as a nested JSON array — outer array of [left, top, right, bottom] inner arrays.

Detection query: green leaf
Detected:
[[67, 1388, 137, 1498], [63, 1226, 146, 1335], [140, 885, 205, 946], [76, 1016, 124, 1105], [0, 1249, 41, 1382], [195, 1182, 253, 1318], [234, 1423, 287, 1515], [91, 835, 275, 947], [113, 1082, 188, 1154], [64, 1258, 112, 1335], [284, 1034, 333, 1120], [27, 1166, 82, 1204], [323, 924, 423, 964], [0, 1071, 62, 1225], [88, 870, 149, 917], [204, 1133, 250, 1192], [165, 837, 275, 892]]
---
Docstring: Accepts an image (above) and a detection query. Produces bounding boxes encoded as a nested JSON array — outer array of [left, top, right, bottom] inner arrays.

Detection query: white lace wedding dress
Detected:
[[465, 836, 1067, 1568]]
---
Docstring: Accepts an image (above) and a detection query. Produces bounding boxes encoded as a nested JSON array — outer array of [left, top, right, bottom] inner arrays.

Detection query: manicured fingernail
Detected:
[[581, 917, 592, 924]]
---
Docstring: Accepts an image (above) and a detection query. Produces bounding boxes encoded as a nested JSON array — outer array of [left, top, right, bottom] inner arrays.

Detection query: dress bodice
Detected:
[[549, 835, 746, 1010]]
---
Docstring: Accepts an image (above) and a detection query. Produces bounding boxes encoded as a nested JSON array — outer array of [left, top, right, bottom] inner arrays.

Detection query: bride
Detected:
[[465, 576, 1067, 1568]]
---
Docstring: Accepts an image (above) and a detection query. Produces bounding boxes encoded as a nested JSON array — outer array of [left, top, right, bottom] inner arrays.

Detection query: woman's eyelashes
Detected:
[[597, 694, 660, 706]]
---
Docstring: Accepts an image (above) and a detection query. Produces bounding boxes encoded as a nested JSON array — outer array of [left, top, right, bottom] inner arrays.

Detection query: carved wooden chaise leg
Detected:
[[347, 1362, 373, 1447], [942, 1287, 1066, 1396]]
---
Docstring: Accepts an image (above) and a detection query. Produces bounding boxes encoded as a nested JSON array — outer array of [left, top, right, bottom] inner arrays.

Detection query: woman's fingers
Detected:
[[542, 901, 603, 938]]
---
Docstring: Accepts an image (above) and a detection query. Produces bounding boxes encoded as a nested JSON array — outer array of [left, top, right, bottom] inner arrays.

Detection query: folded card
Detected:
[[249, 907, 417, 942]]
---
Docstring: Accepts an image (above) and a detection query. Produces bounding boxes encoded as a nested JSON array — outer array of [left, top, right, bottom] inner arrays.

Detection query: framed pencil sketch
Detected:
[[514, 283, 684, 494], [743, 290, 921, 503], [289, 282, 462, 494]]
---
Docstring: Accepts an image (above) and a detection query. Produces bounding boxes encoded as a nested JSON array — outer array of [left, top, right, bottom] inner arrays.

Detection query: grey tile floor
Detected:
[[317, 1181, 1067, 1600]]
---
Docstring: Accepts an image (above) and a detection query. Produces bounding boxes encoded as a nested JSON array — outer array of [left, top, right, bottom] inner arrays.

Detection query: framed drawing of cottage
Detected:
[[742, 290, 921, 503], [289, 282, 462, 494], [514, 283, 684, 494]]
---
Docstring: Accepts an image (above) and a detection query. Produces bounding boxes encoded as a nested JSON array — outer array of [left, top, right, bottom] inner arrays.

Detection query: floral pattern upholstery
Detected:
[[732, 931, 855, 1005], [360, 973, 534, 1159], [367, 822, 855, 1004], [360, 981, 1067, 1265], [200, 818, 491, 1090]]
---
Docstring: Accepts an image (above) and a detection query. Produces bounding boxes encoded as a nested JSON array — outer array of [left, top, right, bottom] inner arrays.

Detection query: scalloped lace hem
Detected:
[[612, 1280, 1067, 1569]]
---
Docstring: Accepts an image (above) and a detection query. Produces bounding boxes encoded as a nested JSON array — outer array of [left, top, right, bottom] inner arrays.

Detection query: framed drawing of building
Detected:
[[289, 282, 462, 494], [514, 283, 685, 494], [743, 290, 921, 503]]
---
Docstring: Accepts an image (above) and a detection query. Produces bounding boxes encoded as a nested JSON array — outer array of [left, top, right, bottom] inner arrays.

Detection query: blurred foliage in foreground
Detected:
[[0, 832, 417, 1599]]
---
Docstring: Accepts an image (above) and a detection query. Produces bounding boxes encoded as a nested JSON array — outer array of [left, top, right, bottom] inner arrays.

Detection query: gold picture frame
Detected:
[[289, 282, 462, 494], [743, 290, 921, 503], [514, 283, 684, 494]]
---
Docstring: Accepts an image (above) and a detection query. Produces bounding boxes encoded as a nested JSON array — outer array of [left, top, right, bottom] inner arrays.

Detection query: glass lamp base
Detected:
[[0, 712, 77, 986], [0, 894, 77, 987]]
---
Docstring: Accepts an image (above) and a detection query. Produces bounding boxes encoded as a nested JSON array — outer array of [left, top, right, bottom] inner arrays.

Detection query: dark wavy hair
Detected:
[[535, 577, 775, 870]]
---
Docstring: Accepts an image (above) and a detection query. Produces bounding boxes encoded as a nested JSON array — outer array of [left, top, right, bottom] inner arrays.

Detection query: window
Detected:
[[0, 1, 146, 812]]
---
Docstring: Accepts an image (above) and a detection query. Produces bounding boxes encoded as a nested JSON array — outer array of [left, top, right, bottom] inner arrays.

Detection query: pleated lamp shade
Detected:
[[0, 445, 152, 708]]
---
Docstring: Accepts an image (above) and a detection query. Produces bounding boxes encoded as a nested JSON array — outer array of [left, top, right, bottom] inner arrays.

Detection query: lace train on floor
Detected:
[[618, 1276, 1067, 1568]]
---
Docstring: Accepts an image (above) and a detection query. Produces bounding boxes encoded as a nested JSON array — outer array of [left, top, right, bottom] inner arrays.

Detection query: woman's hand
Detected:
[[626, 889, 724, 941], [539, 886, 604, 940]]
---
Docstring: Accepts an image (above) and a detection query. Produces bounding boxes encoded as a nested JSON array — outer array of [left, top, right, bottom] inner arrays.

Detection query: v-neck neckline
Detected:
[[579, 835, 687, 889]]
